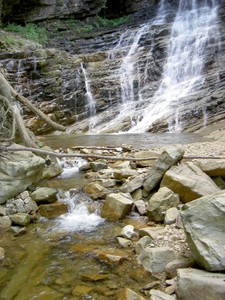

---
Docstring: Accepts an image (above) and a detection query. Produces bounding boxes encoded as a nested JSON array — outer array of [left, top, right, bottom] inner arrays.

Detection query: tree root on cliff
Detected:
[[0, 71, 66, 149]]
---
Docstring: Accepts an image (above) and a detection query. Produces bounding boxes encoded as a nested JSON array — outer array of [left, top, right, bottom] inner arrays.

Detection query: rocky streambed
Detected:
[[0, 125, 225, 300]]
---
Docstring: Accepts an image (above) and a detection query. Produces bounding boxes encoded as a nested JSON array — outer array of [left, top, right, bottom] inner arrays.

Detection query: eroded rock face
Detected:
[[3, 0, 106, 22]]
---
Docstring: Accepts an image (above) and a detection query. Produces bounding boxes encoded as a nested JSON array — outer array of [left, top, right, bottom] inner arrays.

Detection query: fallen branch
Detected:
[[11, 90, 66, 132], [13, 105, 39, 148], [1, 146, 225, 161]]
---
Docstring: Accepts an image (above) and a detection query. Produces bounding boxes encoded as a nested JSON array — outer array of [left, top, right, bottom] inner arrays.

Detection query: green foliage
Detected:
[[5, 23, 48, 45], [94, 15, 130, 28]]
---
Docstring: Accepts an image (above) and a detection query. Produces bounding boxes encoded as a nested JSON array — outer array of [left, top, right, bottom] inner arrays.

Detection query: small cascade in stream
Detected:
[[54, 190, 104, 232], [80, 63, 96, 130], [129, 0, 220, 132]]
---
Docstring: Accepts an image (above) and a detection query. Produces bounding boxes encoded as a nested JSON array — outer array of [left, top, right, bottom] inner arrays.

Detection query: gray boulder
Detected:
[[161, 162, 220, 203], [101, 193, 134, 220], [143, 145, 184, 193], [176, 268, 225, 300], [181, 191, 225, 271], [31, 187, 58, 204], [147, 187, 180, 222], [137, 246, 177, 273], [0, 147, 45, 204]]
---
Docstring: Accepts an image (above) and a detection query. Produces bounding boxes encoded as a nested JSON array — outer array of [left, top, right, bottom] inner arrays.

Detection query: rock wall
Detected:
[[2, 0, 159, 23]]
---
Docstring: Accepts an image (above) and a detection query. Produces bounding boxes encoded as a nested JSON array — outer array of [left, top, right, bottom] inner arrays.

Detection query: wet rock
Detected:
[[90, 160, 108, 171], [164, 207, 180, 225], [39, 202, 68, 218], [94, 248, 128, 266], [0, 247, 5, 260], [147, 187, 180, 222], [137, 246, 177, 273], [176, 268, 225, 300], [150, 289, 176, 300], [161, 162, 220, 203], [72, 285, 93, 297], [0, 146, 45, 204], [31, 187, 58, 204], [81, 273, 108, 282], [0, 216, 12, 229], [181, 191, 225, 271], [101, 193, 134, 220], [10, 226, 27, 236], [118, 288, 146, 300], [10, 213, 31, 226], [116, 237, 132, 248], [84, 182, 109, 199], [165, 257, 196, 279], [143, 145, 184, 193]]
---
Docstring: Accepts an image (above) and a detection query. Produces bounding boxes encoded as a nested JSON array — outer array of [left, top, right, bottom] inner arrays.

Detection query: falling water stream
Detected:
[[92, 0, 220, 133]]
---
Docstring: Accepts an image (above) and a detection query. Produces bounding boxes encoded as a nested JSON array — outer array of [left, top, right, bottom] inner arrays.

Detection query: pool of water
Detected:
[[39, 132, 209, 150]]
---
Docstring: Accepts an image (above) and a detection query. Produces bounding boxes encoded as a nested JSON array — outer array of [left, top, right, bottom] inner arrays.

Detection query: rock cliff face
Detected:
[[0, 0, 224, 134], [2, 0, 158, 22]]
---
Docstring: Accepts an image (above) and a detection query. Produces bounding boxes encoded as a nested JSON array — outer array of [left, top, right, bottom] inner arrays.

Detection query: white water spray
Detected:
[[80, 63, 96, 129], [130, 0, 219, 132], [55, 191, 104, 232]]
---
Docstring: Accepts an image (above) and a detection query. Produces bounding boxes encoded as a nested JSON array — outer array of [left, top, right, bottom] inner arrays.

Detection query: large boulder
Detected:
[[137, 246, 177, 273], [181, 191, 225, 271], [147, 187, 180, 222], [143, 146, 184, 193], [176, 268, 225, 300], [100, 193, 134, 220], [161, 162, 220, 203], [194, 159, 225, 177], [0, 147, 45, 204]]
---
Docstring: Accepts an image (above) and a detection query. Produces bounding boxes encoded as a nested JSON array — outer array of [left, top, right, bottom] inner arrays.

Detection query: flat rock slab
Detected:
[[181, 191, 225, 271], [176, 268, 225, 300]]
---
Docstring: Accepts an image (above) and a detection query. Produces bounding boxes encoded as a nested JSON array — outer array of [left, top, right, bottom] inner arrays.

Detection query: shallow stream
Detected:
[[0, 132, 209, 300]]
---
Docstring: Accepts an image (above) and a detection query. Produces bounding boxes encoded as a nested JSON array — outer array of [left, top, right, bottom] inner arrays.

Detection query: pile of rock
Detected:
[[77, 144, 225, 300]]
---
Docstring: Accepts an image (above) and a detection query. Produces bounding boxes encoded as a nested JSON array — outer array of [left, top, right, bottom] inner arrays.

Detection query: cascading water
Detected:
[[92, 0, 220, 133], [129, 0, 220, 132], [80, 63, 96, 129], [52, 190, 104, 232]]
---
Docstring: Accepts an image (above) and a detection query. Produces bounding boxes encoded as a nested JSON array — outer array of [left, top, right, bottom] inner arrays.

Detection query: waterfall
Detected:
[[130, 0, 220, 132], [80, 63, 96, 129], [92, 0, 219, 133]]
